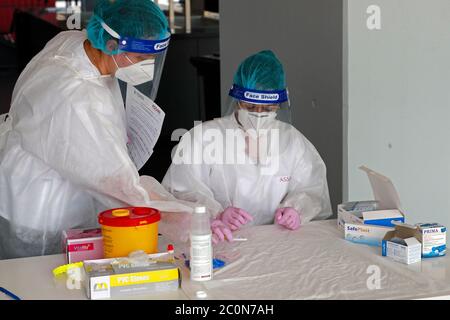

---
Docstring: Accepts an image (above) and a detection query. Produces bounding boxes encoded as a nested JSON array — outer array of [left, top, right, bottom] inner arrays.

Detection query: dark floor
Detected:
[[0, 41, 19, 115]]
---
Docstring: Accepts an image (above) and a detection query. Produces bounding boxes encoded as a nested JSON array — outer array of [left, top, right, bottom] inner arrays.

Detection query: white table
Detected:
[[1, 220, 450, 300], [0, 254, 188, 300]]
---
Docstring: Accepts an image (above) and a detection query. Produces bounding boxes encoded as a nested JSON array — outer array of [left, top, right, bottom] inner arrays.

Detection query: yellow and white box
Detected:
[[84, 257, 181, 300]]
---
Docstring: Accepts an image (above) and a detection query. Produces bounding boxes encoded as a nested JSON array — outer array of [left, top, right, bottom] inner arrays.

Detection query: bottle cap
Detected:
[[98, 207, 160, 227]]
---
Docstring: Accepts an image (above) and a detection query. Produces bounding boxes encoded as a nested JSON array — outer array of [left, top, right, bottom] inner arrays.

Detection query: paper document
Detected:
[[126, 85, 165, 170]]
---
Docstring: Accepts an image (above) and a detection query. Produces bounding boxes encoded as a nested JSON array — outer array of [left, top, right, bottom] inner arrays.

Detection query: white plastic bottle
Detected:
[[190, 206, 212, 281]]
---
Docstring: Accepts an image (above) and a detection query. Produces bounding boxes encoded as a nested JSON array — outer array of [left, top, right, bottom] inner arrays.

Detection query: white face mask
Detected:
[[113, 54, 155, 86], [237, 109, 277, 132]]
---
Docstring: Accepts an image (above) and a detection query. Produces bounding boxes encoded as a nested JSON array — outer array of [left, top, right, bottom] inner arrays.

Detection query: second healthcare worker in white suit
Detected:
[[163, 50, 332, 244], [0, 0, 190, 259]]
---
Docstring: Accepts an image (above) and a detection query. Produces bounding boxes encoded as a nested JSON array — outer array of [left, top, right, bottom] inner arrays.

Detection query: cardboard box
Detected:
[[382, 225, 422, 264], [337, 200, 379, 229], [415, 223, 446, 258], [338, 166, 405, 246], [363, 209, 404, 227], [345, 223, 394, 247], [83, 254, 181, 300], [62, 228, 104, 264]]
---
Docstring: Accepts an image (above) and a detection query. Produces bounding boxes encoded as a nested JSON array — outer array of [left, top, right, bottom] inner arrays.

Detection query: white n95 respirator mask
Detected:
[[237, 109, 277, 132], [113, 54, 155, 86]]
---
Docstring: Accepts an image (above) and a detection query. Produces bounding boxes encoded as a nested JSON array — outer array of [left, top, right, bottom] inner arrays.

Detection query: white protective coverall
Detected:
[[0, 31, 190, 259], [162, 114, 332, 227]]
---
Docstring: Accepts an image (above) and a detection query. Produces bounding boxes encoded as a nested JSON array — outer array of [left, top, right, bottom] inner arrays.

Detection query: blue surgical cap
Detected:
[[233, 50, 287, 91], [87, 0, 169, 55]]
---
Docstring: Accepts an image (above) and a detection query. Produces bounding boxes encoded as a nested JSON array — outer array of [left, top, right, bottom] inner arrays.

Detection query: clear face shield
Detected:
[[221, 85, 292, 170], [101, 21, 170, 101], [225, 85, 292, 132]]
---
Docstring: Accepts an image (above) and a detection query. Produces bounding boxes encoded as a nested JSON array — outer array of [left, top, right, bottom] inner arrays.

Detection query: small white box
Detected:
[[382, 236, 422, 265], [338, 166, 406, 246]]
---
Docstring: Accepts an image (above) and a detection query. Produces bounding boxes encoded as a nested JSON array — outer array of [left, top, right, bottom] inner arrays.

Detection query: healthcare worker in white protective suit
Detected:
[[0, 0, 191, 259], [163, 50, 332, 244]]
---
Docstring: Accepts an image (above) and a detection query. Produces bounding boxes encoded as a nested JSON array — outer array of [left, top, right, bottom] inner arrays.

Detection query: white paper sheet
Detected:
[[126, 85, 165, 170]]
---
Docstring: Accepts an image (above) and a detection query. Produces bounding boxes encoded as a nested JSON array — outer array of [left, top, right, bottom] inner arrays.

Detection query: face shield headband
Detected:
[[228, 85, 289, 105], [100, 20, 170, 54]]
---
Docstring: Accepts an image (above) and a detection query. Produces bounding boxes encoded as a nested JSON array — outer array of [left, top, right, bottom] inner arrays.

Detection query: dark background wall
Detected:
[[0, 39, 18, 115], [219, 0, 344, 216]]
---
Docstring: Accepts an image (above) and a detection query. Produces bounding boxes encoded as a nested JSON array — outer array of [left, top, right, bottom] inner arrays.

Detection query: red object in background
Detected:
[[0, 1, 56, 34]]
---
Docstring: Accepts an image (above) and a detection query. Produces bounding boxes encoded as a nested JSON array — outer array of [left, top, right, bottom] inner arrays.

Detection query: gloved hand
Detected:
[[218, 207, 253, 231], [211, 219, 234, 244], [274, 207, 301, 230]]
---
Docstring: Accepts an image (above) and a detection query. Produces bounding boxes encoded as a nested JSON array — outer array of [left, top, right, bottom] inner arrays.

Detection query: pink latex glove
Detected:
[[211, 219, 234, 244], [218, 207, 253, 231], [274, 207, 301, 230]]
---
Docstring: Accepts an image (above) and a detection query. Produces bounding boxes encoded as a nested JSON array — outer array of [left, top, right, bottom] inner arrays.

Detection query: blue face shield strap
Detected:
[[118, 36, 170, 54], [101, 21, 170, 54], [228, 85, 288, 104]]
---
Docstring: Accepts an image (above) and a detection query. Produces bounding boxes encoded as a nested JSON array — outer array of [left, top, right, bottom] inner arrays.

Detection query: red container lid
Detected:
[[98, 207, 161, 227]]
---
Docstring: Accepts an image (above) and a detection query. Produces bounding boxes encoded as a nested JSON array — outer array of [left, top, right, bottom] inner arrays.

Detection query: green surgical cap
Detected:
[[87, 0, 169, 55], [233, 50, 286, 91]]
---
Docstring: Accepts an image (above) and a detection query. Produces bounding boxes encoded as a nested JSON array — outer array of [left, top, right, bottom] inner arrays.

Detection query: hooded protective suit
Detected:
[[0, 31, 190, 259], [162, 113, 332, 227]]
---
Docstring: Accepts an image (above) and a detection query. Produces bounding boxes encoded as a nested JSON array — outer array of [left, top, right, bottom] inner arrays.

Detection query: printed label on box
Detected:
[[90, 276, 111, 300], [68, 243, 94, 252], [382, 239, 421, 265], [345, 223, 392, 247], [418, 225, 446, 258]]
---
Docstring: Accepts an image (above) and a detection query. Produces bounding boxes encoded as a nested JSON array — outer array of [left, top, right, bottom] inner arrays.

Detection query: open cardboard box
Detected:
[[382, 222, 446, 259], [338, 166, 405, 246], [382, 224, 421, 264]]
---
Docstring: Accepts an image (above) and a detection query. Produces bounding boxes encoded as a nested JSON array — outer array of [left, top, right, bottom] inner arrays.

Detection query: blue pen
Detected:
[[0, 287, 21, 300]]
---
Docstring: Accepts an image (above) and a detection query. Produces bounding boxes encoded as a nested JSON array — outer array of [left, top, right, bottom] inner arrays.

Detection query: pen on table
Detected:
[[0, 287, 21, 300]]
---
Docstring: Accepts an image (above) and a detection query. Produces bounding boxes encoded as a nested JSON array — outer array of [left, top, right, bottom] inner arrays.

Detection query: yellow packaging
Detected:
[[83, 253, 181, 300]]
